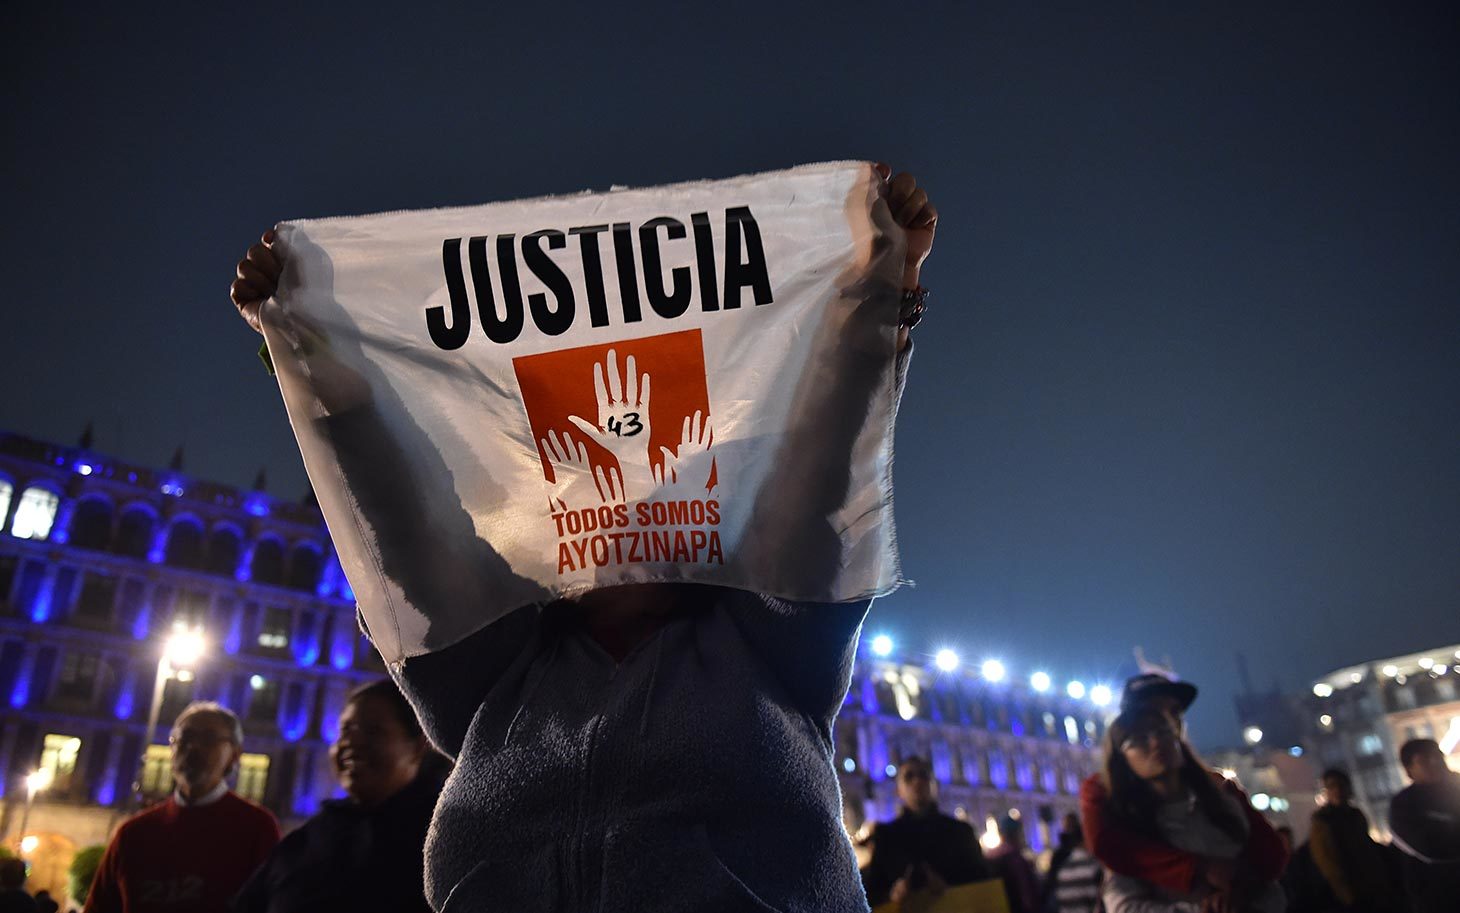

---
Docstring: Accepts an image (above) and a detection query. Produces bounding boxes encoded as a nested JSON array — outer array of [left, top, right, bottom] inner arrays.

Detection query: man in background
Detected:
[[861, 755, 990, 906], [1389, 738, 1460, 913], [84, 702, 279, 913]]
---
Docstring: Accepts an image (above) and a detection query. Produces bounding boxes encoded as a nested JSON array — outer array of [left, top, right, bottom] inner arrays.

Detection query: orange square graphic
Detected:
[[512, 329, 716, 499]]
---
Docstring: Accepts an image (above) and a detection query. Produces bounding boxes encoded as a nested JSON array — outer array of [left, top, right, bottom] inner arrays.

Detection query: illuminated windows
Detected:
[[11, 487, 59, 540], [38, 733, 82, 793], [237, 753, 270, 804]]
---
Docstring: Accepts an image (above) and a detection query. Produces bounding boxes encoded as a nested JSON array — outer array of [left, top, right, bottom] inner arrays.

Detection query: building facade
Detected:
[[835, 652, 1105, 855], [0, 429, 384, 889], [0, 426, 1112, 894], [1304, 645, 1460, 833]]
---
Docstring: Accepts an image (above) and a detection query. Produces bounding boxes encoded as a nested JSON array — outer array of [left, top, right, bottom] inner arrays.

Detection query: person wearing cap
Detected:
[[1080, 675, 1288, 909], [1094, 702, 1287, 912]]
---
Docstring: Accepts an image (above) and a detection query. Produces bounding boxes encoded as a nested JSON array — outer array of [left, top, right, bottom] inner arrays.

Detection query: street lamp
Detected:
[[17, 768, 53, 853], [131, 624, 206, 806]]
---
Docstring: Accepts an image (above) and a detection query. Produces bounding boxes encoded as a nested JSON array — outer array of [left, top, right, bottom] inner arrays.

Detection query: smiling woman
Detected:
[[233, 679, 442, 913]]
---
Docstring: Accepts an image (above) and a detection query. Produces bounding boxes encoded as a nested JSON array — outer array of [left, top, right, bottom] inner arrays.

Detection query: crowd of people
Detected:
[[7, 166, 1434, 912], [851, 671, 1460, 913]]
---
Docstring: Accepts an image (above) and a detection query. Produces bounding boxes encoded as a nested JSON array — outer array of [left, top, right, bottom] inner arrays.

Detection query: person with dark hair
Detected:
[[1044, 812, 1102, 913], [987, 814, 1040, 913], [860, 755, 990, 906], [230, 166, 937, 911], [1306, 768, 1396, 911], [1081, 674, 1287, 909], [1388, 738, 1460, 913], [232, 679, 443, 913], [1095, 705, 1286, 912], [85, 702, 280, 913], [0, 858, 37, 913]]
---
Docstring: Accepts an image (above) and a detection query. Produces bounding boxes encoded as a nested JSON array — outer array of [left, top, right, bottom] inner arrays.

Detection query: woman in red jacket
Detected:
[[1081, 678, 1288, 912]]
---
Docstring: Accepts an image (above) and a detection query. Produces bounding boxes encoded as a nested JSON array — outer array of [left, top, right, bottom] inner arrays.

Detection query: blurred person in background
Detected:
[[986, 814, 1040, 913], [861, 755, 990, 907], [233, 680, 443, 913], [1388, 738, 1460, 913], [1306, 768, 1396, 911], [85, 703, 279, 913], [1042, 812, 1101, 913]]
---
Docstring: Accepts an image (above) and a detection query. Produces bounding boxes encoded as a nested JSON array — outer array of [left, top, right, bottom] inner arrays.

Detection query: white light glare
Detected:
[[1219, 767, 1237, 780], [249, 675, 266, 690], [1090, 685, 1114, 707], [1030, 671, 1052, 693], [934, 649, 960, 672], [20, 836, 38, 855], [1418, 657, 1434, 669], [25, 769, 53, 794], [870, 634, 894, 657], [1382, 664, 1399, 677], [981, 659, 1006, 682], [1312, 683, 1333, 698], [1243, 726, 1264, 745], [1251, 792, 1271, 811], [165, 625, 206, 667], [1066, 680, 1086, 700], [1319, 714, 1333, 727]]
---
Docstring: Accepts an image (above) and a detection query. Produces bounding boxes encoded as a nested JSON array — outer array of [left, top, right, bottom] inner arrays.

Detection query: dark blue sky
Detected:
[[4, 3, 1456, 741]]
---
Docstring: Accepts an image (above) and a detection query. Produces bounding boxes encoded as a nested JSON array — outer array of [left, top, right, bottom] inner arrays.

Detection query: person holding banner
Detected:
[[230, 163, 936, 912]]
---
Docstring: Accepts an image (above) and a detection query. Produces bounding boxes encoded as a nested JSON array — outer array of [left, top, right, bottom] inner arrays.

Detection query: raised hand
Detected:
[[541, 430, 594, 509], [568, 349, 655, 498], [656, 410, 715, 494]]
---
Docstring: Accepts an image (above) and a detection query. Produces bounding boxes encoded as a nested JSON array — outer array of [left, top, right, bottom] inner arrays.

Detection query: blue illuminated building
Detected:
[[837, 649, 1105, 853], [0, 430, 382, 843]]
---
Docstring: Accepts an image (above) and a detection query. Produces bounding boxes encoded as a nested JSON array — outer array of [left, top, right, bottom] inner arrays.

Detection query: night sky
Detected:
[[4, 4, 1456, 744]]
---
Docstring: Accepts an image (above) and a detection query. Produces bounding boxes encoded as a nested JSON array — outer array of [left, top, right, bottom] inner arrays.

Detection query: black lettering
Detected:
[[640, 217, 692, 319], [570, 225, 612, 327], [723, 206, 773, 309], [521, 230, 576, 336], [494, 234, 529, 341], [431, 239, 472, 350], [611, 223, 643, 323], [691, 212, 720, 312], [468, 236, 524, 344]]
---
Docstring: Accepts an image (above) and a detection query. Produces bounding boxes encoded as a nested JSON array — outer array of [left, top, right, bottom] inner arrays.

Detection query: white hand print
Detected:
[[567, 349, 656, 499], [655, 410, 716, 494]]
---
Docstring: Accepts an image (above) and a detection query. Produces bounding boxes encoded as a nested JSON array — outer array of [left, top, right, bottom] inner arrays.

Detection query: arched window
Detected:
[[113, 506, 155, 558], [251, 538, 284, 586], [286, 543, 323, 592], [206, 526, 241, 577], [163, 519, 204, 569], [10, 486, 60, 540], [69, 496, 114, 551]]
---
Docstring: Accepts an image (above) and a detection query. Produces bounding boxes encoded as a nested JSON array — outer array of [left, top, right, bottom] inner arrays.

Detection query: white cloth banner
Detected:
[[263, 161, 906, 662]]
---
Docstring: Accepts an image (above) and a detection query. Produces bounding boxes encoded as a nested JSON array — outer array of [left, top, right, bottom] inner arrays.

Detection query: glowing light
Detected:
[[25, 769, 53, 796], [981, 660, 1005, 683], [174, 670, 193, 683], [1349, 672, 1362, 683], [1243, 726, 1264, 745], [1030, 671, 1051, 693], [20, 836, 38, 854], [165, 625, 205, 667], [980, 816, 1002, 850], [842, 758, 856, 773], [934, 649, 960, 673], [885, 764, 897, 778], [1418, 657, 1434, 669], [1313, 683, 1333, 697], [250, 675, 266, 690], [1090, 685, 1114, 707], [1382, 664, 1399, 677], [870, 635, 894, 657], [1251, 793, 1271, 811], [1066, 681, 1086, 700], [1319, 714, 1333, 727], [1220, 768, 1237, 780], [75, 463, 94, 476], [1437, 665, 1450, 675]]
